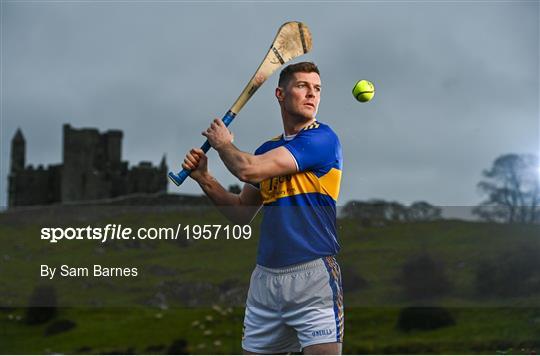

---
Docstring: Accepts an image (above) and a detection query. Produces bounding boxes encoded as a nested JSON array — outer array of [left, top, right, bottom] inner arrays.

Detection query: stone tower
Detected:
[[104, 130, 122, 170], [10, 128, 25, 172], [8, 129, 26, 207]]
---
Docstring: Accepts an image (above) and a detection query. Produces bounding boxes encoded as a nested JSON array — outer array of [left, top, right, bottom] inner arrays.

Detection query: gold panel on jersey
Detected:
[[260, 168, 341, 204]]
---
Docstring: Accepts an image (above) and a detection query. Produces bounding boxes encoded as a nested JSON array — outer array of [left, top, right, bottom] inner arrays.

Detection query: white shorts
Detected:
[[242, 256, 344, 354]]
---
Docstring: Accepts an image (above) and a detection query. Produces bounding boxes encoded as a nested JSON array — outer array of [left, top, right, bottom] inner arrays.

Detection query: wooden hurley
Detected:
[[169, 21, 313, 186]]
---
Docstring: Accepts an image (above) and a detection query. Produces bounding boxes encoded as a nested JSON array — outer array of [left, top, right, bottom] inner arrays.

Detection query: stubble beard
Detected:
[[288, 103, 317, 123]]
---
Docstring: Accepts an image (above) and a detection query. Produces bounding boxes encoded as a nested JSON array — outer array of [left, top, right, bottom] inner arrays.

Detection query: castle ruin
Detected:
[[8, 124, 167, 207]]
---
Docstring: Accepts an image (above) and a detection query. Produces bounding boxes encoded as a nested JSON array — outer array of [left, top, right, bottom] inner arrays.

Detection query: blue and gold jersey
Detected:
[[254, 121, 343, 268]]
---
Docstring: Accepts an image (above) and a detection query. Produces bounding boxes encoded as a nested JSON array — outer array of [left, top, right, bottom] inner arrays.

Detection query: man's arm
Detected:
[[182, 148, 262, 224], [218, 144, 296, 184], [202, 118, 297, 183]]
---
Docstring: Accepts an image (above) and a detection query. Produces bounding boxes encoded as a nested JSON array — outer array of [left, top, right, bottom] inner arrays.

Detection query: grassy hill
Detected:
[[1, 206, 539, 354]]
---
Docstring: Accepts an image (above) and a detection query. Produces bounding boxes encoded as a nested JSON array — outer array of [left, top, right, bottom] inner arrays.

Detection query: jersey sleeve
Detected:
[[284, 127, 340, 172]]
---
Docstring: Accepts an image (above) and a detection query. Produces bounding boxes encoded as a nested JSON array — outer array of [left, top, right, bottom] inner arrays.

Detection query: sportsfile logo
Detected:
[[40, 224, 252, 244], [311, 329, 333, 337]]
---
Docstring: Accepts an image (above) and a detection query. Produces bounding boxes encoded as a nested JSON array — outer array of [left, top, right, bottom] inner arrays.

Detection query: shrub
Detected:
[[44, 319, 76, 336], [167, 339, 188, 354], [341, 265, 368, 294], [475, 245, 540, 298], [24, 285, 57, 325], [396, 307, 455, 332], [398, 253, 451, 301]]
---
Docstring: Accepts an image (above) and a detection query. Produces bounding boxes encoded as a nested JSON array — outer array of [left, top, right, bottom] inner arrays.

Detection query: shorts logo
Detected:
[[312, 329, 333, 337]]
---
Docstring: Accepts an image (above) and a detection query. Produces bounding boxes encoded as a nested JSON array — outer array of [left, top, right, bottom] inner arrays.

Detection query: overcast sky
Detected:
[[1, 1, 538, 210]]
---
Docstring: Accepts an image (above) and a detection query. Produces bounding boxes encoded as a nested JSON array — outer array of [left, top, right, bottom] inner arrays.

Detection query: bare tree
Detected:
[[473, 154, 539, 223]]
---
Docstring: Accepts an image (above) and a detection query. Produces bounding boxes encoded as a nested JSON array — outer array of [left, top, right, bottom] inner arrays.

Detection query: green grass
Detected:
[[0, 307, 244, 354], [1, 208, 540, 353], [2, 307, 539, 354]]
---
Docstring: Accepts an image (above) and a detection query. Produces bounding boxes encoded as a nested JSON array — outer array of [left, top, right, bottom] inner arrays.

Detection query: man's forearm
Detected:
[[195, 172, 240, 207], [216, 142, 254, 182], [194, 172, 255, 224]]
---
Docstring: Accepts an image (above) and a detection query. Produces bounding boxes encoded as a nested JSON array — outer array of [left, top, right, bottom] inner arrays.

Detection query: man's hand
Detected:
[[202, 118, 234, 150], [182, 148, 209, 182]]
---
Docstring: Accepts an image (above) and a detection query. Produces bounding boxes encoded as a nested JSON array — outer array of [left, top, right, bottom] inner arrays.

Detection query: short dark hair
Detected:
[[278, 62, 320, 87]]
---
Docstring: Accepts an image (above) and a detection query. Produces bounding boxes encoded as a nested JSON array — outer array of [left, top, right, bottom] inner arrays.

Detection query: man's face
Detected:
[[277, 71, 321, 120]]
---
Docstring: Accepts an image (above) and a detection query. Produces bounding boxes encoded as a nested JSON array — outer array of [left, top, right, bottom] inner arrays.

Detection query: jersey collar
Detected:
[[282, 119, 317, 141]]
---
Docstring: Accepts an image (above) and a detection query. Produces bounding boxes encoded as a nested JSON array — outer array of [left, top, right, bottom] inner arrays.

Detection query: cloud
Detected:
[[1, 2, 537, 208]]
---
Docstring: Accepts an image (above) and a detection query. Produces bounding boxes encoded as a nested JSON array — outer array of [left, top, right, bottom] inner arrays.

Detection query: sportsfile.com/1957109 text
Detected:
[[40, 224, 252, 244]]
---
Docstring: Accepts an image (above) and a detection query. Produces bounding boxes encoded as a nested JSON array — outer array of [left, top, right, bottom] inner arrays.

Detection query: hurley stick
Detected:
[[169, 21, 313, 186]]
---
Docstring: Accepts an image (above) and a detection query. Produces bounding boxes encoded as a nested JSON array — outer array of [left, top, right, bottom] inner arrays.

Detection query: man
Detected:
[[182, 62, 343, 354]]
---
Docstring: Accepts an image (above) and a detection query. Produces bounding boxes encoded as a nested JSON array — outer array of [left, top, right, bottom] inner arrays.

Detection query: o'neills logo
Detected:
[[312, 329, 333, 337]]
